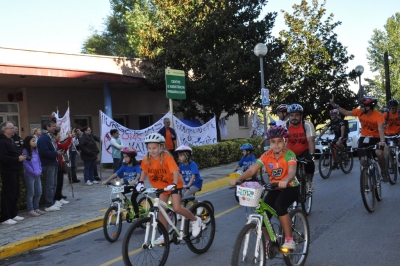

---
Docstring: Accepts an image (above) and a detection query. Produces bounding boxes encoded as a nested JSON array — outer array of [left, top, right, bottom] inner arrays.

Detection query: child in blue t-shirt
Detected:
[[175, 145, 203, 198], [102, 147, 141, 218], [234, 143, 256, 172]]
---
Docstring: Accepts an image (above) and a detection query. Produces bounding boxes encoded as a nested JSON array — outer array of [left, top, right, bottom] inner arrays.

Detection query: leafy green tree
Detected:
[[367, 12, 400, 102], [133, 0, 283, 140], [277, 0, 358, 127]]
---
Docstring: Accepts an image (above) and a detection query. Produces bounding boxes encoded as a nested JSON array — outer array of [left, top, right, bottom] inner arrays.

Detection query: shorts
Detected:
[[357, 137, 383, 158], [162, 188, 183, 196], [298, 150, 315, 175]]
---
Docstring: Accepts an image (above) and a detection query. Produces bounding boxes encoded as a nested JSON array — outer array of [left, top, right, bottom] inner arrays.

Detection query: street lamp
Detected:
[[384, 52, 392, 101], [254, 43, 268, 133], [355, 65, 364, 100]]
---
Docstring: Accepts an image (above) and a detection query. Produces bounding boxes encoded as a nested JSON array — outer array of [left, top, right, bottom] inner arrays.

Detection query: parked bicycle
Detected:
[[122, 187, 215, 266], [296, 157, 312, 216], [358, 145, 384, 213], [318, 138, 354, 179], [231, 183, 310, 266], [385, 134, 400, 185], [103, 181, 153, 243]]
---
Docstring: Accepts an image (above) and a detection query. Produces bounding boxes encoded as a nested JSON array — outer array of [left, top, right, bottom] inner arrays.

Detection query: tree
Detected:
[[367, 12, 400, 102], [277, 0, 358, 127], [132, 0, 283, 140]]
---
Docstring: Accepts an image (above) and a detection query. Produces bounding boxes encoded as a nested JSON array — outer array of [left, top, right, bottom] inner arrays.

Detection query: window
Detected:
[[139, 114, 153, 129], [113, 115, 128, 127], [238, 113, 249, 128], [74, 116, 91, 128]]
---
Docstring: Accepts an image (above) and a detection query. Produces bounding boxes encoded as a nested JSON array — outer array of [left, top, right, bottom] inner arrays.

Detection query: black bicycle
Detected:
[[296, 157, 312, 216], [385, 134, 400, 185]]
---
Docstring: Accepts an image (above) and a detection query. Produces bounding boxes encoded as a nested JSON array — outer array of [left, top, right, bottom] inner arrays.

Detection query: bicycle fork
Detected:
[[244, 214, 264, 262]]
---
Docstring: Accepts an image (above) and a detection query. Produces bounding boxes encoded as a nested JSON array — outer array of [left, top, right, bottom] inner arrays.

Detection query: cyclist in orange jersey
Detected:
[[330, 95, 389, 182]]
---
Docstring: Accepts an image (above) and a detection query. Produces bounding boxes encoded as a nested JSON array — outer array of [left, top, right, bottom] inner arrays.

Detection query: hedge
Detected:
[[0, 137, 263, 212]]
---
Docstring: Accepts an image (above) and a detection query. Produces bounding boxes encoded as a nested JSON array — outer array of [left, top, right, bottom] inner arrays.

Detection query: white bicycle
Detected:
[[122, 187, 215, 266]]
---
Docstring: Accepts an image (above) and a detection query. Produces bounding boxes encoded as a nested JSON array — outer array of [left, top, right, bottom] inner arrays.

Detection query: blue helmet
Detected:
[[240, 143, 253, 151], [287, 103, 304, 114]]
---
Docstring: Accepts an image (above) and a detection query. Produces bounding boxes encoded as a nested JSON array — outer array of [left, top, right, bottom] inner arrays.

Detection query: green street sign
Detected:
[[165, 69, 186, 99]]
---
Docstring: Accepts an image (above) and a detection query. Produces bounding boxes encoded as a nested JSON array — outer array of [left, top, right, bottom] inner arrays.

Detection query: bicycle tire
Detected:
[[387, 150, 398, 185], [185, 202, 216, 254], [202, 200, 215, 214], [375, 167, 383, 202], [298, 170, 311, 216], [339, 150, 354, 174], [318, 152, 332, 179], [301, 190, 312, 216], [103, 205, 122, 243], [283, 209, 310, 266], [231, 223, 266, 266], [360, 168, 375, 213], [122, 217, 170, 266]]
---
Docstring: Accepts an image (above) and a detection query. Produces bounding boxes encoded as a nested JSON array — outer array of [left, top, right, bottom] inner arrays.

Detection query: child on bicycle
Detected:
[[233, 143, 257, 181], [102, 147, 141, 218], [230, 125, 299, 250], [136, 133, 202, 244]]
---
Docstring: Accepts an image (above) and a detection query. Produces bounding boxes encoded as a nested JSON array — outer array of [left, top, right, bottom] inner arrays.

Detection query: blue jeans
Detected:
[[113, 157, 122, 173], [68, 151, 78, 181], [83, 160, 96, 182], [42, 165, 58, 207], [25, 175, 42, 211]]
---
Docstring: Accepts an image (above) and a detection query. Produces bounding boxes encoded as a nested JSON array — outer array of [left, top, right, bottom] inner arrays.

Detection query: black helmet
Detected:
[[387, 99, 399, 108]]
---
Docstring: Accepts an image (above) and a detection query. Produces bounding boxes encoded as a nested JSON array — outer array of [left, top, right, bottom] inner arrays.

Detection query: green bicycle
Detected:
[[231, 183, 310, 266]]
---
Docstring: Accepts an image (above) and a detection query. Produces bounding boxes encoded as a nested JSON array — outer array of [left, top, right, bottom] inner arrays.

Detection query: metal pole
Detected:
[[259, 57, 267, 133], [384, 52, 392, 101]]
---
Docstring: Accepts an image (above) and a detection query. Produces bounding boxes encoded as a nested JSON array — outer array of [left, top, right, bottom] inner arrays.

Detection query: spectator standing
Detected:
[[67, 128, 81, 183], [109, 129, 125, 173], [79, 126, 99, 185], [0, 121, 26, 225], [22, 136, 45, 217], [37, 120, 64, 212], [12, 126, 23, 151], [158, 118, 178, 154], [54, 130, 72, 205], [33, 128, 42, 141], [90, 133, 102, 181]]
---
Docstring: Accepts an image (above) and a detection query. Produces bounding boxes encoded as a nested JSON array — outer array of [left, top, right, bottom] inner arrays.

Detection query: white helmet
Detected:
[[175, 145, 192, 153], [144, 133, 165, 144]]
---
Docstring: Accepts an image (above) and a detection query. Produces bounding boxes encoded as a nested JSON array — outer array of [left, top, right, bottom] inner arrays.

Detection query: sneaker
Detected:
[[13, 216, 24, 221], [54, 201, 63, 207], [28, 210, 40, 217], [190, 217, 202, 237], [86, 180, 93, 186], [306, 182, 314, 193], [154, 234, 172, 245], [2, 219, 17, 225], [45, 205, 61, 212], [196, 207, 204, 216], [282, 239, 296, 249], [94, 177, 101, 181], [92, 180, 99, 184], [35, 209, 46, 215], [60, 199, 69, 204]]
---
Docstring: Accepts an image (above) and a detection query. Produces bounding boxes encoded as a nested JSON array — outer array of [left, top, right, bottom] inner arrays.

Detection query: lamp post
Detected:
[[254, 43, 268, 134], [384, 52, 392, 102], [355, 65, 364, 100]]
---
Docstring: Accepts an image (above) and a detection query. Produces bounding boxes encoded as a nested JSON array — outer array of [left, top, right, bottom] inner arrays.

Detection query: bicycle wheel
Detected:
[[360, 168, 375, 213], [318, 152, 332, 179], [103, 205, 122, 243], [301, 189, 312, 216], [283, 209, 310, 266], [387, 150, 398, 185], [122, 217, 170, 266], [340, 150, 354, 174], [231, 223, 266, 266], [375, 168, 383, 202], [185, 202, 216, 254], [137, 197, 153, 218]]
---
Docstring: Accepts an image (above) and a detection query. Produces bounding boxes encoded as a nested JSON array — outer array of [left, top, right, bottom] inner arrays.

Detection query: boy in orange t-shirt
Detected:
[[136, 133, 201, 244]]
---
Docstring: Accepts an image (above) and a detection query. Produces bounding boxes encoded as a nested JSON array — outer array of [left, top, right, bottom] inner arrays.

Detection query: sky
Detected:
[[0, 0, 398, 93]]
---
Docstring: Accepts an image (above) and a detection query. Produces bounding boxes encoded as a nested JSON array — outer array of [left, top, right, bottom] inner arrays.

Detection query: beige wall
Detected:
[[221, 113, 252, 140]]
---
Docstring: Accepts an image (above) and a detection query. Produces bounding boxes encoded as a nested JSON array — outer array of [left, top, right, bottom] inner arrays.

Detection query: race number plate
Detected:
[[112, 187, 124, 193]]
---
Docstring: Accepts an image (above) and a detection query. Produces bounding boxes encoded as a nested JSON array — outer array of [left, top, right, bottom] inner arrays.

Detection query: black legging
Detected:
[[123, 186, 139, 217], [263, 186, 299, 219], [54, 165, 64, 201]]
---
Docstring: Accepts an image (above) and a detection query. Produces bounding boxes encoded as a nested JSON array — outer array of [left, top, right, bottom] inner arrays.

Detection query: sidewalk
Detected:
[[0, 162, 238, 259]]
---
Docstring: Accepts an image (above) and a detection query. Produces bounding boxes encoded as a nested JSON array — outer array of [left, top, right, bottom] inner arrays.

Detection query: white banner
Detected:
[[100, 111, 217, 163], [54, 108, 71, 140], [250, 112, 264, 138]]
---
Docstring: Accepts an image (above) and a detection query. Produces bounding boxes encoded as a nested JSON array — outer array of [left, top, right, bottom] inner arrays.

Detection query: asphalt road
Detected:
[[3, 159, 400, 266]]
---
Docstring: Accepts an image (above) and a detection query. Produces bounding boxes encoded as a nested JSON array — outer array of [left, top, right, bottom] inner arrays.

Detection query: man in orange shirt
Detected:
[[158, 118, 178, 154], [383, 99, 400, 136], [330, 95, 389, 182]]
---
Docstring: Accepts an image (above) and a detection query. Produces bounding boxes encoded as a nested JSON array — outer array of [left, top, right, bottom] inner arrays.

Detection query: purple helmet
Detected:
[[266, 126, 290, 139]]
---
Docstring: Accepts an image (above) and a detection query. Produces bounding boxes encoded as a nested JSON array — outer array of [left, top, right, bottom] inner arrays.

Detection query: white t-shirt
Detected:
[[276, 119, 289, 127]]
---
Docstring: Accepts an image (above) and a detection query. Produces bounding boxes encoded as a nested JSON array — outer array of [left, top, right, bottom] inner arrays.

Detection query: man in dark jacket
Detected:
[[0, 121, 26, 225], [37, 120, 64, 212], [11, 126, 23, 151], [158, 118, 178, 154], [79, 126, 99, 185]]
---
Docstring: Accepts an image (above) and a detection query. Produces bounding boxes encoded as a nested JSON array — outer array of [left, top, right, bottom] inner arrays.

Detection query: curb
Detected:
[[0, 174, 237, 259]]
